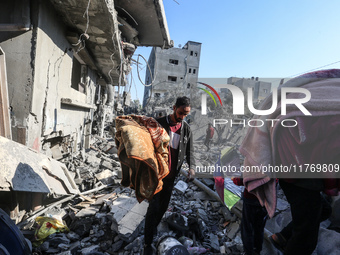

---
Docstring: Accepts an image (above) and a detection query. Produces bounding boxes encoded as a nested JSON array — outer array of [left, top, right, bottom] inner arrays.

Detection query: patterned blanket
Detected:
[[115, 115, 170, 202]]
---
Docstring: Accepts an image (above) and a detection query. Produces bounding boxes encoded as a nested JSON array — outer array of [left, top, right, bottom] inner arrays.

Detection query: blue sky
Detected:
[[128, 0, 340, 102]]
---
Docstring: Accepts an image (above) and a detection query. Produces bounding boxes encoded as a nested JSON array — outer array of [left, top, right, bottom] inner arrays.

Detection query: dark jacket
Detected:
[[157, 116, 196, 173]]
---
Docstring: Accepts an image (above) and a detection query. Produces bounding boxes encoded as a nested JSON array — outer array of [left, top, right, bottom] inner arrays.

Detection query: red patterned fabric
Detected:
[[115, 115, 170, 202]]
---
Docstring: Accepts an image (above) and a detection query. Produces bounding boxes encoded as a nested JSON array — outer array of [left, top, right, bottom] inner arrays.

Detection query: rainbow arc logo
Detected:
[[197, 82, 223, 107]]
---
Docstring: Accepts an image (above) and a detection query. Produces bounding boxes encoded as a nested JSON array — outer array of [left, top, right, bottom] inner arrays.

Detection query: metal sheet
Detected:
[[0, 136, 79, 195]]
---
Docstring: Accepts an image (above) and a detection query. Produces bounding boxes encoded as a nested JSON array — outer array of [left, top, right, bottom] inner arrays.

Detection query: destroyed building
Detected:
[[226, 76, 271, 101], [0, 0, 172, 224], [0, 0, 172, 153], [142, 41, 202, 110]]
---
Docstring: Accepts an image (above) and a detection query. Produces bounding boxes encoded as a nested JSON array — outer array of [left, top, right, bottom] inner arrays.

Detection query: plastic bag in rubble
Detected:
[[34, 216, 69, 242]]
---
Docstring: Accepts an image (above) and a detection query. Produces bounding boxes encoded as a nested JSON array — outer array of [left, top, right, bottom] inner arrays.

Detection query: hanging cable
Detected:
[[116, 7, 138, 26], [136, 54, 155, 87], [73, 0, 91, 53]]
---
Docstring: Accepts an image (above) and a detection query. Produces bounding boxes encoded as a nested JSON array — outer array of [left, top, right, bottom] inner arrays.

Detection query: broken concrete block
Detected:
[[200, 178, 215, 188], [66, 232, 80, 242], [100, 158, 113, 170], [220, 245, 226, 254], [69, 218, 93, 237], [112, 160, 121, 167], [48, 234, 70, 248], [76, 206, 100, 218], [56, 251, 72, 255], [276, 198, 290, 212], [95, 169, 116, 185], [197, 208, 209, 223], [116, 201, 148, 242], [195, 191, 214, 201], [316, 227, 340, 255], [174, 180, 188, 193], [51, 144, 63, 160], [226, 222, 239, 239], [80, 244, 100, 255], [108, 194, 148, 242], [209, 233, 220, 252], [111, 240, 124, 252], [219, 207, 233, 222]]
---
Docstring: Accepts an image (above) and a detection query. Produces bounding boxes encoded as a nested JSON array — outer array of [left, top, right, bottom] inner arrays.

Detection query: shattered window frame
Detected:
[[168, 76, 177, 82], [169, 59, 179, 65], [71, 54, 88, 94]]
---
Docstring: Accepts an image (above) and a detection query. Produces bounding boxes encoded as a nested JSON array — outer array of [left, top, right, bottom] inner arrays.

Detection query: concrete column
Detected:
[[106, 84, 114, 106]]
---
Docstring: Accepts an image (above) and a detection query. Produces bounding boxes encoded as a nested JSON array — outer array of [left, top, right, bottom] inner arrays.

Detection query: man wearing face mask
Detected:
[[143, 96, 196, 255]]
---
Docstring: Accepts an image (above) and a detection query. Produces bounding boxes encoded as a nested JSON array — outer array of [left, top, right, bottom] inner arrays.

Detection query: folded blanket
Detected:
[[240, 69, 340, 218], [115, 115, 170, 202]]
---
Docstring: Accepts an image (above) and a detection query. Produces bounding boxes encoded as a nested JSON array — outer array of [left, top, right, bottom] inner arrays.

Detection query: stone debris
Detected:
[[2, 118, 338, 255]]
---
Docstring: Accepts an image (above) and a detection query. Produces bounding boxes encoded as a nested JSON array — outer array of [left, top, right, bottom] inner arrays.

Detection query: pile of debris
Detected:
[[26, 175, 246, 255], [5, 127, 242, 255], [5, 119, 340, 255]]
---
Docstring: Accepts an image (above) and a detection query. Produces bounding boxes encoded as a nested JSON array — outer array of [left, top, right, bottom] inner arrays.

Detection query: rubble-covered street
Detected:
[[0, 116, 337, 255]]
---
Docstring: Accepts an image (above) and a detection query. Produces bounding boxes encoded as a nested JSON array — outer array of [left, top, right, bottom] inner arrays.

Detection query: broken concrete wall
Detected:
[[0, 0, 97, 153], [31, 0, 97, 153], [143, 41, 202, 108], [0, 0, 35, 146]]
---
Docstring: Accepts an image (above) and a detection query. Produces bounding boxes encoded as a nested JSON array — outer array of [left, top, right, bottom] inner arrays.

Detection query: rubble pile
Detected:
[[11, 121, 340, 255], [13, 127, 246, 255], [28, 175, 246, 255]]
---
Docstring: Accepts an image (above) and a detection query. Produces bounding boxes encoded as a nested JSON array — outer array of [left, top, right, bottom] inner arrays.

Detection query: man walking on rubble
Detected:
[[143, 96, 196, 255], [204, 123, 215, 151]]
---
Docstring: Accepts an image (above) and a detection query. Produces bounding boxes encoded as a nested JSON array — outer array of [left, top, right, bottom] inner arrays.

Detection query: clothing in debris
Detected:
[[115, 114, 170, 202]]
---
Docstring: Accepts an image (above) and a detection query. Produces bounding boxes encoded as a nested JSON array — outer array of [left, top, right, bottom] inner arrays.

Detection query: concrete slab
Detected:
[[75, 206, 100, 218], [109, 195, 149, 242], [0, 136, 78, 195]]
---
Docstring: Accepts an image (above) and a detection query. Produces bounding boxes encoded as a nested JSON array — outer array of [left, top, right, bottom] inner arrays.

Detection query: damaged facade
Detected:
[[226, 76, 271, 101], [0, 0, 171, 223], [143, 41, 201, 109], [0, 0, 172, 154]]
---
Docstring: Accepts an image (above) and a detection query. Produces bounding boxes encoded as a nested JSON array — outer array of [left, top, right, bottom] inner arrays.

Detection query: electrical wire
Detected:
[[116, 7, 138, 26], [136, 54, 155, 87], [287, 60, 340, 78], [73, 0, 91, 53], [257, 60, 340, 86]]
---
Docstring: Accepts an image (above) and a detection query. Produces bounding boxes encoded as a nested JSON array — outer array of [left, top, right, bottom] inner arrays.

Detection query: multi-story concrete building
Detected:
[[0, 0, 172, 220], [143, 41, 202, 107], [0, 0, 172, 154], [226, 77, 271, 101]]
